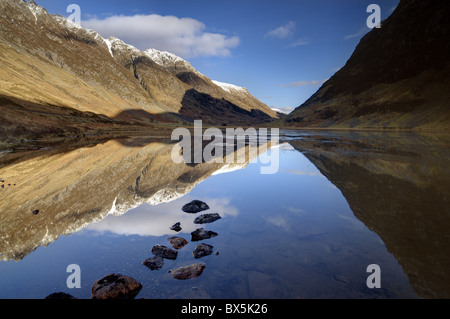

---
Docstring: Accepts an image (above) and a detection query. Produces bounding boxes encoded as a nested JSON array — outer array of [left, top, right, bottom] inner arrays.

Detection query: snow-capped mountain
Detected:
[[271, 107, 289, 115], [212, 80, 247, 94], [0, 0, 278, 140]]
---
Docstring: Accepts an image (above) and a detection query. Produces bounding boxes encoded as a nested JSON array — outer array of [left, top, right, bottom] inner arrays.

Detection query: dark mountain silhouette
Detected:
[[282, 0, 450, 130]]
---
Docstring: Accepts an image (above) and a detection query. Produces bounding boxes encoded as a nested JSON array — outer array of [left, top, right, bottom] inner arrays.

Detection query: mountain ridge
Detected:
[[0, 0, 277, 145]]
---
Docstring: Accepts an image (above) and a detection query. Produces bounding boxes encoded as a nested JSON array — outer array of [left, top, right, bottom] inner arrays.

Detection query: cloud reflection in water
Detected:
[[85, 196, 239, 237]]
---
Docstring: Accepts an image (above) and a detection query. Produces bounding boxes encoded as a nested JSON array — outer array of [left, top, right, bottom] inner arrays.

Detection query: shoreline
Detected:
[[2, 124, 450, 152]]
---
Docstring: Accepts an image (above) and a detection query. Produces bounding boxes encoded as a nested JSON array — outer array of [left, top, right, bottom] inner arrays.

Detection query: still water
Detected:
[[0, 130, 449, 299]]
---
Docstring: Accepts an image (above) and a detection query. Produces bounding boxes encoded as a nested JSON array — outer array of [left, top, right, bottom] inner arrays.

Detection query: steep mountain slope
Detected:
[[0, 0, 276, 143], [145, 48, 277, 119], [282, 0, 450, 130], [109, 39, 276, 124]]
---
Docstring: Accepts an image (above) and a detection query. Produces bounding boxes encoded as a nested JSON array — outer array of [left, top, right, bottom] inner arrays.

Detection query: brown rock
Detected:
[[91, 273, 142, 299], [169, 264, 206, 280], [167, 236, 189, 250]]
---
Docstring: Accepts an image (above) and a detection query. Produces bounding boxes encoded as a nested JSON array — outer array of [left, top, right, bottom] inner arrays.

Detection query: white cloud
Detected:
[[266, 21, 296, 39], [288, 38, 309, 48], [83, 14, 240, 58], [266, 215, 290, 231], [280, 79, 326, 88], [86, 196, 239, 237], [271, 106, 294, 114], [286, 169, 322, 177], [280, 81, 309, 88], [344, 26, 369, 40], [283, 206, 306, 214]]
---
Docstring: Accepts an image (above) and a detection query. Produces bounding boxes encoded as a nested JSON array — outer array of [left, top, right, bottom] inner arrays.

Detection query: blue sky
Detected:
[[36, 0, 399, 112]]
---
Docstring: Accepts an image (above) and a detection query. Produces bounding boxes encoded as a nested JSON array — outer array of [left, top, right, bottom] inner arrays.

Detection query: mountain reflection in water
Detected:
[[286, 130, 450, 299], [0, 130, 449, 299]]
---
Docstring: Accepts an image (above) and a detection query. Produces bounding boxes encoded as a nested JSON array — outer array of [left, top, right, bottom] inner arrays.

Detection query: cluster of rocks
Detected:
[[45, 200, 222, 299], [145, 200, 222, 280]]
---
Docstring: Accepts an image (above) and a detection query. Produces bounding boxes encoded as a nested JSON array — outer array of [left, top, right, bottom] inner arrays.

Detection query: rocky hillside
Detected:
[[0, 0, 276, 143], [282, 0, 450, 130]]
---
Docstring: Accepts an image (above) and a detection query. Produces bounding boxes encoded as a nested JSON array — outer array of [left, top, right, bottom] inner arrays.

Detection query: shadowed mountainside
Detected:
[[281, 0, 450, 130]]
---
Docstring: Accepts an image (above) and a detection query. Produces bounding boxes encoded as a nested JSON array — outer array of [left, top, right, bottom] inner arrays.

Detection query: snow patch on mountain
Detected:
[[144, 48, 204, 76], [102, 37, 114, 57], [271, 107, 288, 114], [212, 80, 247, 93], [145, 48, 185, 67], [26, 0, 46, 23], [107, 36, 142, 56], [52, 12, 84, 31]]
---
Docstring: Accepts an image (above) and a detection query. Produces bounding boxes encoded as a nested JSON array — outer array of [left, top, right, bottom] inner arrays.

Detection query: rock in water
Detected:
[[143, 256, 164, 271], [151, 245, 178, 260], [191, 228, 218, 242], [170, 222, 182, 232], [167, 237, 189, 250], [194, 213, 222, 224], [182, 200, 210, 213], [45, 292, 77, 299], [91, 274, 142, 299], [169, 264, 206, 280], [193, 243, 214, 259]]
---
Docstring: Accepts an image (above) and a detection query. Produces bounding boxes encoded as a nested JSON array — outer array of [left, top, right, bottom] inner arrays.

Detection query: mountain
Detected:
[[0, 0, 276, 144], [282, 0, 450, 130]]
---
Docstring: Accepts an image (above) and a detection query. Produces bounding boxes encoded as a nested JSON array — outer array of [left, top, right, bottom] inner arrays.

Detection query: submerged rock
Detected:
[[143, 256, 164, 271], [45, 292, 77, 299], [169, 264, 206, 280], [167, 236, 189, 250], [91, 274, 142, 299], [151, 245, 178, 260], [170, 222, 182, 232], [194, 213, 222, 224], [193, 243, 214, 259], [191, 228, 218, 242], [182, 200, 210, 214]]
